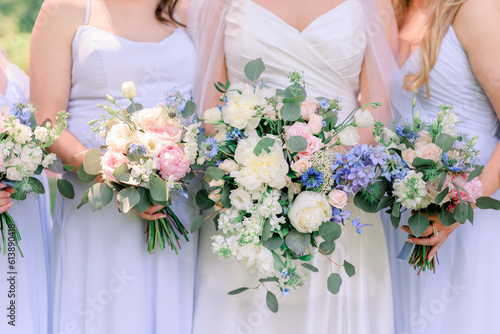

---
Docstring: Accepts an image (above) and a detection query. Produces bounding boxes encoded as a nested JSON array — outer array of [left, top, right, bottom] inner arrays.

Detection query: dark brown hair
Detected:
[[156, 0, 184, 26]]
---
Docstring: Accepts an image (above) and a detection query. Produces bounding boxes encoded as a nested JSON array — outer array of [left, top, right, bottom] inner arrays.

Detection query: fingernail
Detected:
[[159, 215, 167, 219], [8, 202, 13, 207], [428, 255, 434, 261], [406, 239, 414, 244]]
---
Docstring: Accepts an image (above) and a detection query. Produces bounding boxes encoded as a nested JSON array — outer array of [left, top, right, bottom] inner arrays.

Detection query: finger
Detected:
[[0, 198, 10, 206], [139, 212, 167, 220], [428, 239, 446, 261], [0, 182, 5, 189], [0, 191, 11, 199], [0, 202, 13, 214], [400, 224, 434, 238], [143, 204, 165, 214], [407, 235, 442, 246]]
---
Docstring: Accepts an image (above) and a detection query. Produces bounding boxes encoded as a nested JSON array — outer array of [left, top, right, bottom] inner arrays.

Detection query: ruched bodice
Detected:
[[68, 24, 196, 149], [400, 26, 499, 164], [224, 0, 366, 117]]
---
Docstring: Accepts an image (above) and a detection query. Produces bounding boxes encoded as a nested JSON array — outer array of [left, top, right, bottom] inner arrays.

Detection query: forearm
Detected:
[[47, 129, 88, 169], [479, 142, 500, 197]]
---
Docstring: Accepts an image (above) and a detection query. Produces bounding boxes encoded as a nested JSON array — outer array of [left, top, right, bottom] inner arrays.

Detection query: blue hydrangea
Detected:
[[302, 168, 323, 189], [10, 104, 32, 126], [129, 143, 147, 156], [381, 154, 409, 181], [200, 137, 219, 159]]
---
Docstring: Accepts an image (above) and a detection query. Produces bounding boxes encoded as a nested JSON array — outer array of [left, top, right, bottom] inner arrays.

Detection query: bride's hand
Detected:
[[400, 211, 460, 261], [0, 183, 13, 213], [136, 204, 166, 221]]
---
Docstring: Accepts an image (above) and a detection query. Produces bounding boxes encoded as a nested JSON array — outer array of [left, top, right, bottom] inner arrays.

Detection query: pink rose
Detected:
[[157, 145, 191, 181], [426, 174, 452, 205], [101, 151, 129, 182], [293, 182, 301, 194], [415, 131, 432, 146], [291, 159, 311, 175], [285, 122, 324, 160], [307, 114, 323, 135], [300, 100, 318, 121], [328, 190, 348, 209], [462, 176, 483, 202], [146, 125, 182, 144], [416, 143, 442, 163], [401, 149, 417, 168]]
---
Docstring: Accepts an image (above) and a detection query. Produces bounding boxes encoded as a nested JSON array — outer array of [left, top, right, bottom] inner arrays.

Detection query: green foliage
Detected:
[[206, 166, 225, 181], [190, 215, 204, 233], [408, 212, 429, 237], [266, 291, 279, 313], [253, 138, 275, 155], [284, 230, 310, 254], [244, 58, 265, 82], [228, 287, 249, 295], [301, 263, 319, 273], [117, 188, 140, 213], [56, 179, 75, 199], [287, 136, 308, 153], [318, 221, 342, 243], [476, 197, 500, 210], [344, 260, 356, 277], [327, 273, 342, 294]]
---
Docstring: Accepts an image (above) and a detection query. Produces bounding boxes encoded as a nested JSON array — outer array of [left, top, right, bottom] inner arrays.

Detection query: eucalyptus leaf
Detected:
[[190, 215, 204, 233], [343, 260, 356, 277], [327, 273, 342, 295], [434, 187, 450, 205], [195, 189, 215, 210], [272, 251, 285, 272], [262, 221, 272, 241], [244, 58, 265, 82], [262, 236, 283, 250], [280, 102, 301, 122], [182, 100, 197, 118], [302, 263, 319, 273], [228, 287, 249, 295], [390, 213, 401, 229], [134, 187, 152, 213], [467, 165, 484, 182], [475, 197, 500, 210], [112, 163, 129, 181], [260, 277, 280, 283], [285, 230, 310, 254], [438, 209, 456, 227], [221, 185, 236, 208], [206, 166, 226, 181], [253, 138, 275, 156], [57, 179, 75, 199], [412, 158, 434, 168], [284, 85, 307, 100], [77, 188, 90, 209], [435, 134, 454, 153], [468, 202, 474, 224], [454, 202, 469, 224], [150, 176, 168, 202], [318, 241, 335, 255], [408, 212, 430, 237], [83, 148, 102, 175], [376, 197, 393, 211], [117, 188, 140, 213], [88, 183, 113, 212], [437, 172, 447, 192], [391, 202, 401, 218], [266, 291, 279, 313], [318, 221, 342, 243], [287, 136, 308, 153]]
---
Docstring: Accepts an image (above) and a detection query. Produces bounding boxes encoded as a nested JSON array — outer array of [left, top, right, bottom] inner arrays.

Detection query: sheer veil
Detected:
[[188, 0, 400, 123]]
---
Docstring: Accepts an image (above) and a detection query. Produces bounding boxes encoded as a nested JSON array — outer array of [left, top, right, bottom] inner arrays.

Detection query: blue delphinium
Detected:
[[381, 154, 409, 181], [395, 125, 419, 141], [129, 143, 147, 156], [200, 137, 219, 159], [352, 216, 373, 234], [10, 104, 32, 126], [302, 168, 323, 189], [332, 207, 351, 225], [441, 152, 465, 172]]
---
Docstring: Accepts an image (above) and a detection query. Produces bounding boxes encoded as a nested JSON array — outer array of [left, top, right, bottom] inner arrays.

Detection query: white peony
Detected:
[[121, 81, 137, 99], [132, 107, 163, 129], [106, 122, 134, 153], [354, 109, 374, 128], [204, 107, 222, 124], [288, 191, 332, 233], [229, 188, 253, 211], [236, 243, 275, 278], [338, 126, 360, 146]]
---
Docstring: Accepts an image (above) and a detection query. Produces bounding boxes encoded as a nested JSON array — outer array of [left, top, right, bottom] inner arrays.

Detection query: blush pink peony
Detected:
[[157, 145, 191, 181], [101, 151, 129, 182], [285, 122, 324, 160]]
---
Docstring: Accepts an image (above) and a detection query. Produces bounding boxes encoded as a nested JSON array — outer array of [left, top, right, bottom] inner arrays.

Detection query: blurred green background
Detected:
[[0, 0, 43, 72], [1, 1, 57, 211]]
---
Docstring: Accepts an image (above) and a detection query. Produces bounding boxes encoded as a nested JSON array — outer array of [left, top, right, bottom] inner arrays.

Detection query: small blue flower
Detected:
[[395, 125, 419, 140], [352, 216, 373, 234], [10, 104, 32, 126], [200, 137, 219, 159], [320, 99, 329, 109], [283, 288, 290, 296], [332, 208, 351, 225], [281, 269, 288, 279], [129, 143, 147, 156], [301, 168, 323, 189]]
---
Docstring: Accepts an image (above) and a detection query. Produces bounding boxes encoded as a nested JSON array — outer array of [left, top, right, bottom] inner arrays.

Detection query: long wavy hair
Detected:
[[394, 0, 467, 96], [156, 0, 184, 26]]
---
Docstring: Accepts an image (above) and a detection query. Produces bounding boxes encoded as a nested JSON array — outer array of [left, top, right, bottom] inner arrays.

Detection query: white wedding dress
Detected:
[[384, 25, 500, 334], [192, 1, 394, 333], [0, 57, 52, 334], [51, 1, 199, 333]]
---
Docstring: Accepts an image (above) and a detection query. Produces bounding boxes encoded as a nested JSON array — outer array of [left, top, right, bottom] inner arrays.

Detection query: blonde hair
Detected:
[[395, 0, 467, 96]]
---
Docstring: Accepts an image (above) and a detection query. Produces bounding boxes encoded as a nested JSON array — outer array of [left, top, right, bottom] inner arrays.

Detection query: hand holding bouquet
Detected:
[[79, 82, 202, 254]]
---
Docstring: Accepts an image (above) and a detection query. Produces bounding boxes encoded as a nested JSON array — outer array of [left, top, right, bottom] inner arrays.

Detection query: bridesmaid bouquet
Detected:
[[194, 59, 380, 312], [354, 101, 500, 272], [0, 103, 70, 255], [78, 82, 202, 254]]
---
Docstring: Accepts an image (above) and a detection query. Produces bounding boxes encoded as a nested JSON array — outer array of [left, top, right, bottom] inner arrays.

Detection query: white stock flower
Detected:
[[42, 153, 58, 168], [121, 81, 137, 99], [236, 243, 275, 278], [338, 126, 360, 146], [34, 127, 50, 144], [354, 109, 374, 128], [393, 171, 431, 210], [288, 191, 332, 233]]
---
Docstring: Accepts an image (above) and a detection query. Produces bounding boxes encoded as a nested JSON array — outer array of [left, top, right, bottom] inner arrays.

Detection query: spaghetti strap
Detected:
[[84, 0, 91, 25]]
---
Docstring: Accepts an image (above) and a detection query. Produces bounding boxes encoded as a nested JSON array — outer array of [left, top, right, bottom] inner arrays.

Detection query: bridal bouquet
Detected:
[[194, 59, 380, 312], [0, 103, 70, 255], [78, 82, 202, 254], [354, 101, 500, 272]]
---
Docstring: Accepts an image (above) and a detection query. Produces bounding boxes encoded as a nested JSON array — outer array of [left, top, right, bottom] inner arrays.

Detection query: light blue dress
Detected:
[[384, 25, 500, 333], [52, 1, 198, 333], [0, 58, 52, 334]]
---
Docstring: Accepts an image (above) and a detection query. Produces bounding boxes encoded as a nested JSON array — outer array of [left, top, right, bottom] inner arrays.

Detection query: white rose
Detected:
[[354, 109, 374, 128], [229, 188, 253, 211], [204, 107, 222, 124], [416, 143, 442, 163], [338, 126, 360, 146], [121, 81, 137, 99], [107, 122, 134, 153], [214, 124, 228, 143], [218, 159, 238, 173], [288, 191, 332, 233]]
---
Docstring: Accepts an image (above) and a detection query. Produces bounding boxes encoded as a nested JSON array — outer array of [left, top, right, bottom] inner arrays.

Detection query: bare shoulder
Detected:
[[175, 0, 190, 25], [33, 0, 87, 37], [454, 0, 500, 49]]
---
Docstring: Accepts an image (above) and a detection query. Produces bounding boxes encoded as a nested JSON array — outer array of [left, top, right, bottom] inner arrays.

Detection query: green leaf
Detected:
[[28, 177, 46, 194], [78, 164, 98, 183], [434, 187, 449, 205], [57, 179, 75, 199], [287, 136, 308, 153], [284, 85, 307, 100], [438, 209, 456, 227], [390, 213, 401, 229], [298, 254, 313, 261], [182, 100, 197, 118], [324, 115, 338, 132], [282, 96, 305, 103], [467, 165, 484, 183], [435, 134, 454, 153], [468, 202, 474, 225], [112, 163, 129, 181], [401, 136, 415, 150], [228, 287, 249, 295], [391, 202, 401, 218], [318, 221, 342, 243], [266, 291, 279, 313], [77, 189, 90, 209], [353, 191, 377, 213], [206, 166, 226, 181], [437, 172, 447, 192], [454, 202, 469, 224], [150, 176, 168, 203], [134, 187, 152, 213], [47, 156, 64, 173], [301, 263, 319, 273], [29, 112, 37, 130], [408, 212, 430, 237], [117, 188, 140, 213], [88, 183, 114, 212], [119, 173, 141, 186], [285, 230, 310, 254], [262, 236, 283, 250], [260, 276, 280, 283], [412, 158, 434, 168], [195, 189, 215, 210], [475, 197, 500, 210], [376, 197, 393, 211], [318, 241, 335, 255], [253, 138, 275, 155], [221, 184, 236, 209], [190, 215, 204, 233], [272, 251, 285, 272], [83, 148, 102, 175], [262, 221, 272, 241], [425, 203, 438, 216], [244, 58, 265, 82], [63, 164, 75, 172], [280, 102, 301, 122], [344, 260, 355, 277], [327, 273, 342, 294], [126, 103, 143, 114]]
